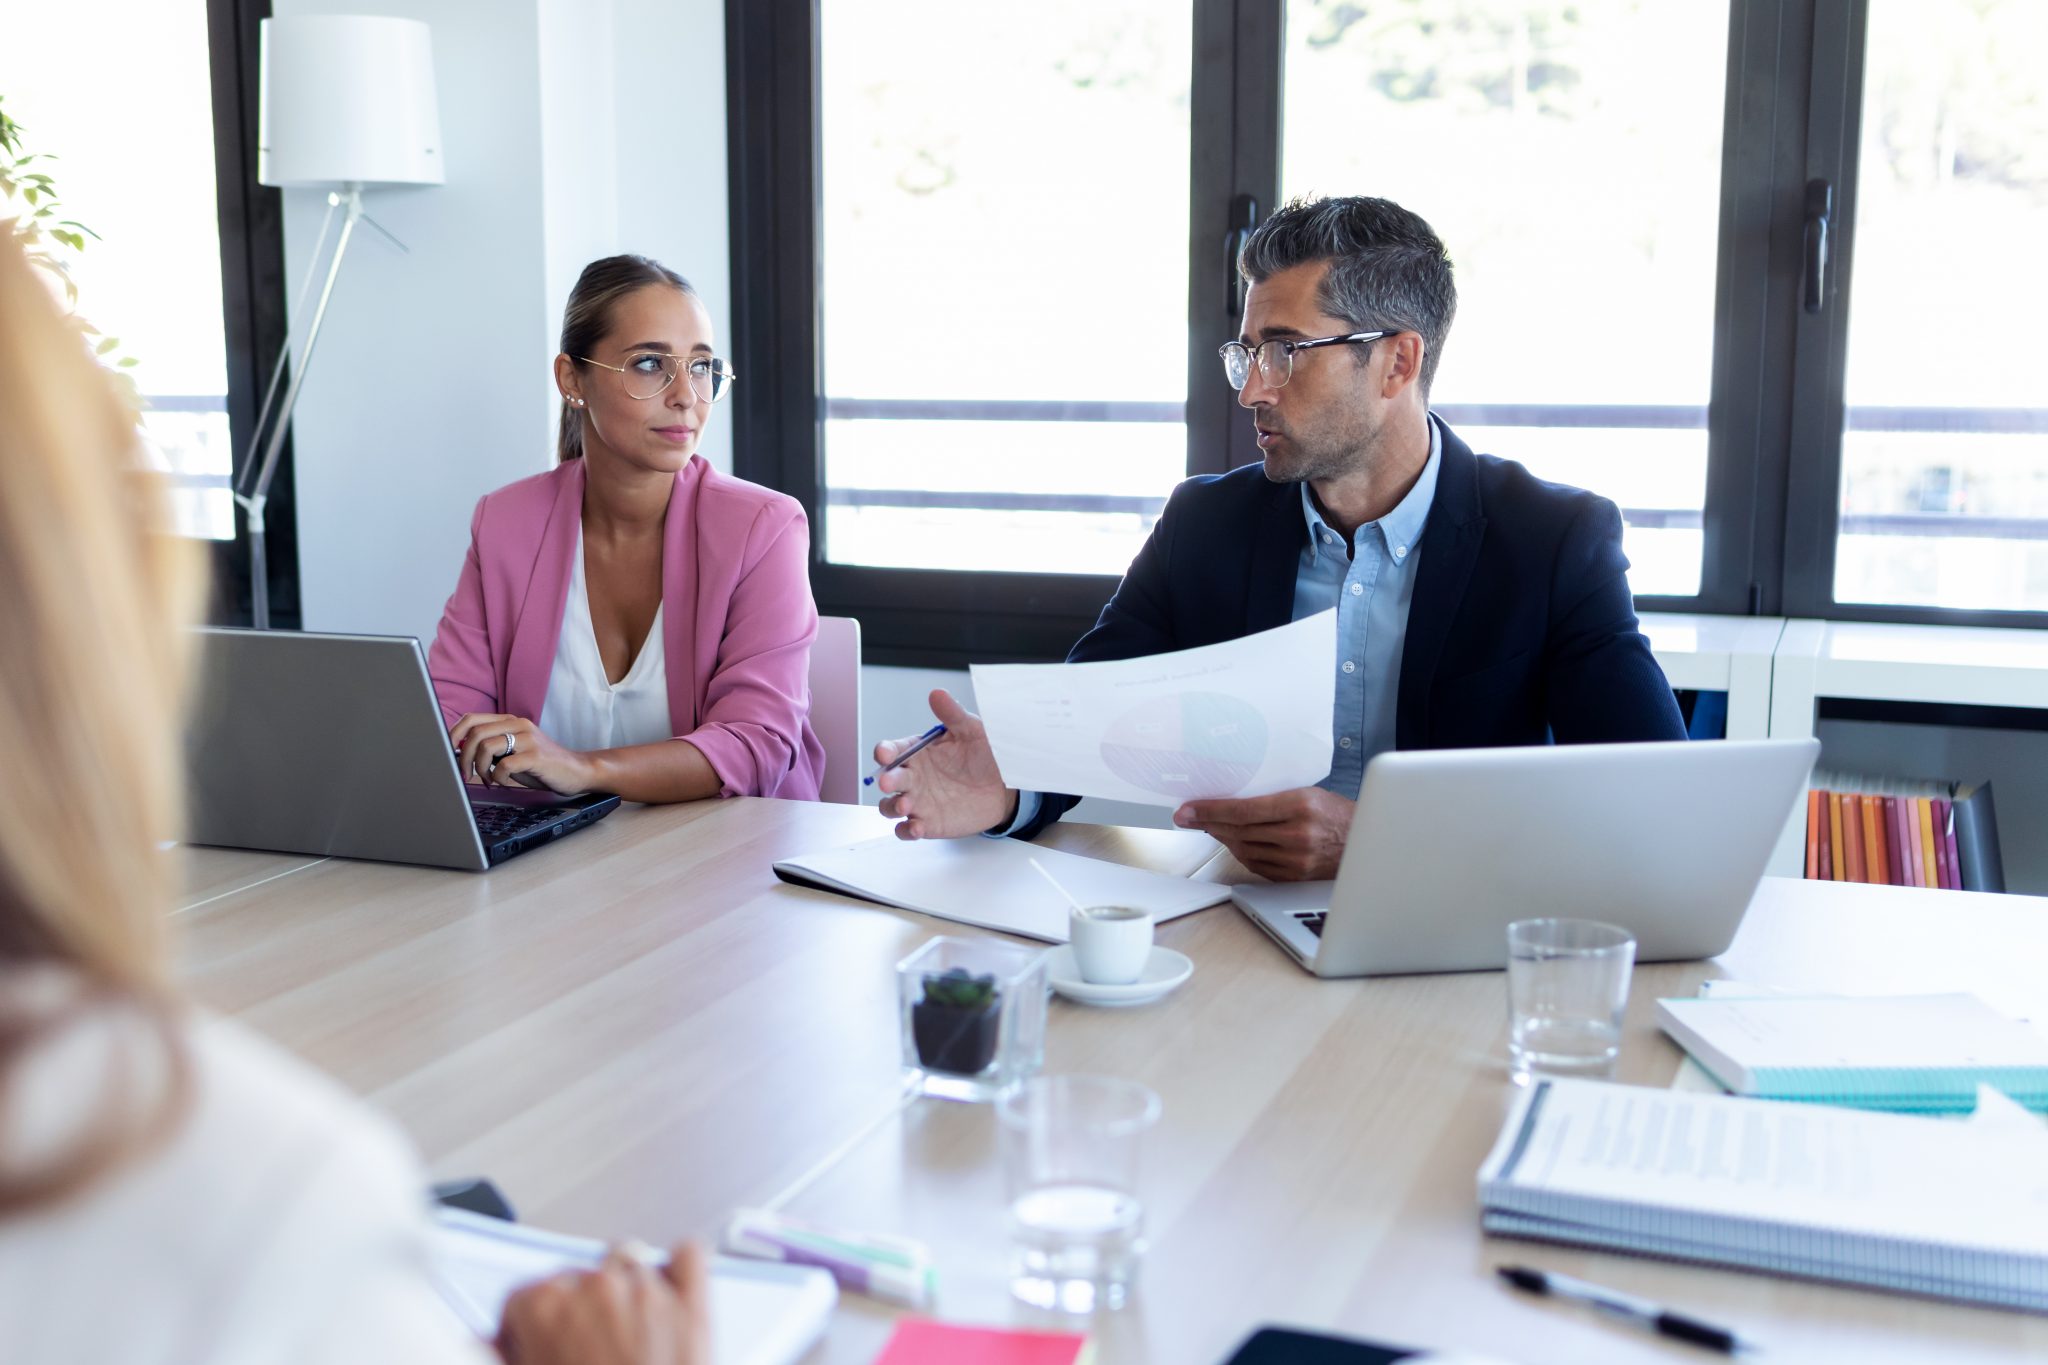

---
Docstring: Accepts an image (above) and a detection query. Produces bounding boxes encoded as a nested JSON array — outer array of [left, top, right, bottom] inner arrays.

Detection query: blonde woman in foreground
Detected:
[[0, 238, 708, 1364]]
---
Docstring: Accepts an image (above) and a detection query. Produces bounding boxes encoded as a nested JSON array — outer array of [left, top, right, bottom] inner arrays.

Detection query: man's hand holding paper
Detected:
[[968, 611, 1336, 807], [875, 614, 1343, 877]]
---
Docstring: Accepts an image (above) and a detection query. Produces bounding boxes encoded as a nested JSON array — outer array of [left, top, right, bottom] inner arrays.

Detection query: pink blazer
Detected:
[[426, 456, 825, 800]]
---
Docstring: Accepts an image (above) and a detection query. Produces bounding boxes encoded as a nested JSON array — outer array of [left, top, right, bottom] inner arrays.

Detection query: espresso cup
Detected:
[[1068, 905, 1154, 985]]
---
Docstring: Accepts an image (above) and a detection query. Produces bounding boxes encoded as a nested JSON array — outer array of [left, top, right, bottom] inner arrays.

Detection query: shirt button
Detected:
[[1342, 660, 1356, 674], [1339, 736, 1354, 749], [1323, 531, 1338, 544], [1349, 582, 1364, 596], [1394, 545, 1408, 559]]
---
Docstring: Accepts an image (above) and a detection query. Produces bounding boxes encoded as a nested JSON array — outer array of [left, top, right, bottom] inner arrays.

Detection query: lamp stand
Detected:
[[232, 183, 407, 628]]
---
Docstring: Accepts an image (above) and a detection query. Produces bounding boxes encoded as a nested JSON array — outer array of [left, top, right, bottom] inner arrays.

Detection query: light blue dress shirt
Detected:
[[995, 418, 1443, 832], [1292, 418, 1441, 799]]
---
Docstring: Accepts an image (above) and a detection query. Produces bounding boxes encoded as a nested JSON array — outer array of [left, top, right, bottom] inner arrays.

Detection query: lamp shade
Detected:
[[258, 16, 445, 187]]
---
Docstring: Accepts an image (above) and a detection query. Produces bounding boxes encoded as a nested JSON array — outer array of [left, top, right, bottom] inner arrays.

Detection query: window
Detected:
[[1830, 0, 2048, 612], [1, 0, 293, 621], [2, 2, 233, 539], [817, 2, 1192, 579], [730, 0, 2048, 664]]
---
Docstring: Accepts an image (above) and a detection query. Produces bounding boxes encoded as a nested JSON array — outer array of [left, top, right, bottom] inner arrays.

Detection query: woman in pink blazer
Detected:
[[428, 255, 824, 802]]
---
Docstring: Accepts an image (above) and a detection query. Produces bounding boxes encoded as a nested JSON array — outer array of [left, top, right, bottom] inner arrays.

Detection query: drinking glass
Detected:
[[996, 1074, 1161, 1313], [1505, 918, 1635, 1082]]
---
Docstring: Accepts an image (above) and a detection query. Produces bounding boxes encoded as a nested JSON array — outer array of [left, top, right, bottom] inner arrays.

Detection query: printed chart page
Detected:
[[970, 611, 1336, 807]]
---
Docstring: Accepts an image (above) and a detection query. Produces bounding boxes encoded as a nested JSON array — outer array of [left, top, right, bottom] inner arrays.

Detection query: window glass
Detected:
[[0, 2, 234, 540], [818, 2, 1191, 575], [1833, 0, 2048, 612], [1282, 0, 1731, 597]]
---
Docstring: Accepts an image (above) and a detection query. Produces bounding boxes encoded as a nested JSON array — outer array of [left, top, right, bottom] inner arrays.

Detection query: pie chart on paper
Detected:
[[1097, 692, 1269, 799]]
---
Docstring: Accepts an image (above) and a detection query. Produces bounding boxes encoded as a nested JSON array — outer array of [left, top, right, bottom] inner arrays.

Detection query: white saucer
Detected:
[[1047, 946, 1194, 1007]]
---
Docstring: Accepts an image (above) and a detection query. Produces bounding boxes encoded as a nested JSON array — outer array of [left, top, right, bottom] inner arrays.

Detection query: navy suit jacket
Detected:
[[1014, 417, 1686, 839]]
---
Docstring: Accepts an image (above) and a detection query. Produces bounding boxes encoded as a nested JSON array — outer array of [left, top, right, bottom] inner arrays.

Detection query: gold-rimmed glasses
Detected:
[[579, 351, 738, 403]]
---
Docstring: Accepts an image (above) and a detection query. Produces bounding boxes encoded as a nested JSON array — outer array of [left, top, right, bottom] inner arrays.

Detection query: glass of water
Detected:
[[1505, 918, 1635, 1082], [996, 1074, 1162, 1313]]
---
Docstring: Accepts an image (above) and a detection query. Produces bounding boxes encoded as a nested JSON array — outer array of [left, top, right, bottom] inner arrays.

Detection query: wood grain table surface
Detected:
[[176, 799, 2048, 1365]]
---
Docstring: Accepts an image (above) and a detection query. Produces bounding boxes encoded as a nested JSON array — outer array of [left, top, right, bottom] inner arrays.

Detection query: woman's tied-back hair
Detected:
[[0, 235, 200, 1214], [555, 254, 696, 462]]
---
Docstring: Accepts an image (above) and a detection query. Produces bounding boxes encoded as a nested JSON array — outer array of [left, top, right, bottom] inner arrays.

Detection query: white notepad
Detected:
[[772, 835, 1231, 942], [429, 1209, 837, 1365], [1478, 1076, 2048, 1310], [1656, 992, 2048, 1112]]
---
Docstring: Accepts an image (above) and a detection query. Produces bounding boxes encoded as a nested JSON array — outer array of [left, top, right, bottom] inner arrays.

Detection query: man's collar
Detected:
[[1299, 414, 1443, 565]]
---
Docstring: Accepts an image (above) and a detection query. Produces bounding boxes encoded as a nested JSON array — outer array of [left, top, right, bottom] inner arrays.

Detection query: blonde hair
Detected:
[[0, 234, 202, 1211]]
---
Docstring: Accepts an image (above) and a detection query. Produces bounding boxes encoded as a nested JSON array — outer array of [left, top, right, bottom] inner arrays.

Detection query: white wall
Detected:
[[283, 0, 730, 646]]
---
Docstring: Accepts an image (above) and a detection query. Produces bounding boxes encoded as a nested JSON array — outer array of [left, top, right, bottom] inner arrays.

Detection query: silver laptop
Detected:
[[1231, 738, 1819, 977], [184, 628, 619, 871]]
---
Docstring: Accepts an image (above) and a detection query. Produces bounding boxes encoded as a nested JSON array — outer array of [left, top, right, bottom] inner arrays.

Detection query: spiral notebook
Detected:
[[1477, 1077, 2048, 1311], [1655, 992, 2048, 1113], [428, 1208, 837, 1365]]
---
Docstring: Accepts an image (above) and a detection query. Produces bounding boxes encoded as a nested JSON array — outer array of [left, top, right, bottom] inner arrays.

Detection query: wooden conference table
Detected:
[[175, 800, 2048, 1365]]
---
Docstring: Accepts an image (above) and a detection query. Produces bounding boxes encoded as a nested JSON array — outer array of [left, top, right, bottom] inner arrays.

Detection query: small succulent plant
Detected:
[[920, 966, 998, 1011]]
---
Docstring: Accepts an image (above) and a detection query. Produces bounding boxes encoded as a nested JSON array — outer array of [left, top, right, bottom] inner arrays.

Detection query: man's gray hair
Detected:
[[1238, 195, 1457, 397]]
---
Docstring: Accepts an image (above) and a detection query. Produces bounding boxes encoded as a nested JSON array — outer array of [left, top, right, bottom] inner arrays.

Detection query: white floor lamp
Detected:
[[236, 15, 444, 628]]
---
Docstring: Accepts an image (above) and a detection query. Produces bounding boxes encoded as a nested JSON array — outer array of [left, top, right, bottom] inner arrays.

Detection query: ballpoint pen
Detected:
[[1497, 1265, 1759, 1355], [863, 723, 947, 786]]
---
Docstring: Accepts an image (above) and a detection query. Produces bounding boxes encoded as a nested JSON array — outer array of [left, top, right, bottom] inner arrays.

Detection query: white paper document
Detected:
[[773, 834, 1231, 942], [969, 611, 1337, 808], [428, 1208, 837, 1365]]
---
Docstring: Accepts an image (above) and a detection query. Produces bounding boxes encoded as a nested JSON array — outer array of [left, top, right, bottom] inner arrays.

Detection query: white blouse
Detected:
[[538, 529, 673, 752]]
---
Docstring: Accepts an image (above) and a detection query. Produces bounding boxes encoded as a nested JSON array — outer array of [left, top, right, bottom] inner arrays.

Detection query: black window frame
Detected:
[[205, 0, 298, 628], [727, 0, 2048, 669]]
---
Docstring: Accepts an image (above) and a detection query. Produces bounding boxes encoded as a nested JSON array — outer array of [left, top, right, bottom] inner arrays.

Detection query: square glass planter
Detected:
[[898, 935, 1049, 1102]]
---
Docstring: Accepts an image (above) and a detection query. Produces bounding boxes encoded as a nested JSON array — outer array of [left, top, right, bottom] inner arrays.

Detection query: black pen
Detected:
[[1497, 1265, 1758, 1355], [863, 723, 947, 787]]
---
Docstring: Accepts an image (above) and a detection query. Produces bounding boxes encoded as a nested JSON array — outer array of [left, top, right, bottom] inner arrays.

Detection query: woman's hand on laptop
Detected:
[[496, 1240, 711, 1365], [451, 712, 592, 795], [873, 689, 1019, 839], [1173, 787, 1353, 882]]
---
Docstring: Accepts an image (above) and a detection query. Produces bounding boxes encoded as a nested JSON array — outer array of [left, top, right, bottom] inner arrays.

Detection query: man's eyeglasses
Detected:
[[580, 351, 738, 404], [1218, 331, 1390, 391]]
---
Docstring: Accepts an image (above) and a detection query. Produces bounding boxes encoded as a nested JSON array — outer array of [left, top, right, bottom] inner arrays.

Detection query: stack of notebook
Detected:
[[1803, 769, 2003, 892], [1655, 992, 2048, 1114], [1477, 1077, 2048, 1310]]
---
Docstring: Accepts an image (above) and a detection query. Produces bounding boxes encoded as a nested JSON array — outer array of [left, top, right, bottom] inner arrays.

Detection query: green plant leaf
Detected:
[[117, 357, 139, 368], [95, 336, 119, 355]]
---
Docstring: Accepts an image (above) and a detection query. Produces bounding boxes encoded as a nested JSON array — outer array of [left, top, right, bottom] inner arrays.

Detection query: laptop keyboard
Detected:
[[472, 803, 566, 842], [1293, 911, 1327, 938]]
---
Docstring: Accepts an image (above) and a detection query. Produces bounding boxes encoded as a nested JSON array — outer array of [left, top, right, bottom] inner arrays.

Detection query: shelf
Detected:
[[1765, 619, 2048, 879], [1638, 612, 1782, 740], [1797, 620, 2048, 710]]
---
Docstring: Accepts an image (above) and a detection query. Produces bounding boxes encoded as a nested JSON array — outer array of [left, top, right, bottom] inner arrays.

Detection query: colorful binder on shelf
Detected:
[[1803, 770, 2003, 893]]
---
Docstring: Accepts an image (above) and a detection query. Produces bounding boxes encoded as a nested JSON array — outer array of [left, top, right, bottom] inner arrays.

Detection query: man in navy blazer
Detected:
[[876, 196, 1685, 880]]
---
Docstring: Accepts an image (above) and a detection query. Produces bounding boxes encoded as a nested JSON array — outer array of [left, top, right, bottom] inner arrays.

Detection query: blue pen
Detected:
[[863, 723, 947, 787]]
